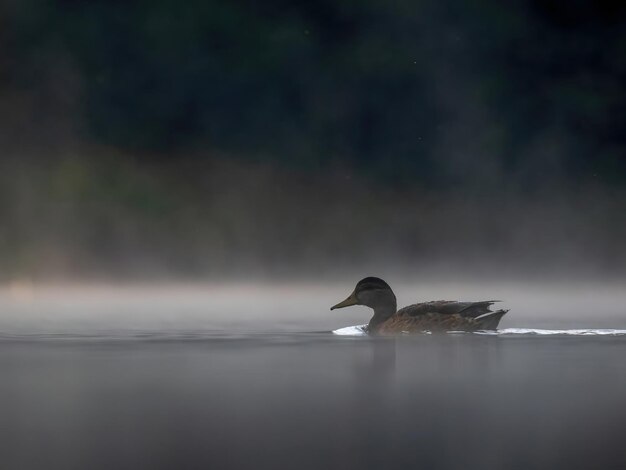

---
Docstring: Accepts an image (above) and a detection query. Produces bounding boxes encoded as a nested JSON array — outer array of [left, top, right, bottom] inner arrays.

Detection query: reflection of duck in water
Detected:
[[331, 277, 508, 335]]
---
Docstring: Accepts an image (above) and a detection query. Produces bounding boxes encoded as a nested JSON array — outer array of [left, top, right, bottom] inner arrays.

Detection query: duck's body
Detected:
[[331, 277, 508, 335], [374, 300, 507, 334]]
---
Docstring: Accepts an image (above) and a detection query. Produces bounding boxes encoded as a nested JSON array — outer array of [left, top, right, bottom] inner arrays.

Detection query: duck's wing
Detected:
[[397, 300, 499, 318], [382, 300, 508, 332]]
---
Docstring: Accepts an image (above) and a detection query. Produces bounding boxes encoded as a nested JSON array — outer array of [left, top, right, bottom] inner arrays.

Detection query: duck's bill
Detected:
[[331, 292, 358, 310]]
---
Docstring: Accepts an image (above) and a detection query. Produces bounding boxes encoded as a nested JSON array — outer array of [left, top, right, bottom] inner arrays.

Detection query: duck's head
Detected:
[[331, 277, 397, 312]]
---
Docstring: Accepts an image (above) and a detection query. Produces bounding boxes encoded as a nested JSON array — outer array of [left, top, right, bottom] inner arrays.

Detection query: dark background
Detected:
[[1, 0, 625, 281]]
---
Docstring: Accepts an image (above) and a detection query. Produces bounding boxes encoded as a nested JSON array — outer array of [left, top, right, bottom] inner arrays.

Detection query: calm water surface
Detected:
[[1, 284, 626, 469], [2, 331, 626, 470]]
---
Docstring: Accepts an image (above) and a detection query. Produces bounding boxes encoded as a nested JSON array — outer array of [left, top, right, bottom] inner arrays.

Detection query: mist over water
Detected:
[[1, 280, 625, 334]]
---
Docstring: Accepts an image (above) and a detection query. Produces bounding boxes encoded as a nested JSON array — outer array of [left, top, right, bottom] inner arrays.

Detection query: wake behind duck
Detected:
[[332, 325, 626, 336]]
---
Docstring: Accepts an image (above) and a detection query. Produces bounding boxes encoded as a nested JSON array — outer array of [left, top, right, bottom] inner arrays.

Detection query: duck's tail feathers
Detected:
[[458, 300, 501, 318], [474, 309, 509, 330]]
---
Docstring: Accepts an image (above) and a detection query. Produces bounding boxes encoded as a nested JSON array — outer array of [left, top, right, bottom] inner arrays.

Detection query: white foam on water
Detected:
[[479, 328, 626, 336], [332, 325, 368, 336], [332, 325, 626, 337]]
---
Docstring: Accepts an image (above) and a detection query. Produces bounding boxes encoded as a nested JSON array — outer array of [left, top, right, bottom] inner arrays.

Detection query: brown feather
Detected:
[[376, 301, 507, 334]]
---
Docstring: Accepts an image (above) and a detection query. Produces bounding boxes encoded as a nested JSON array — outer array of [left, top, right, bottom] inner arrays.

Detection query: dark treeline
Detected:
[[0, 1, 625, 280], [3, 0, 626, 184]]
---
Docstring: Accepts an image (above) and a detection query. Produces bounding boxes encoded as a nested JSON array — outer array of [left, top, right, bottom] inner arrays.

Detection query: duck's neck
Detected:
[[368, 302, 397, 333]]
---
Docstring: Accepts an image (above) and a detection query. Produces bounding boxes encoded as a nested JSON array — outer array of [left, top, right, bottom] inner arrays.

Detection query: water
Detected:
[[1, 283, 626, 469]]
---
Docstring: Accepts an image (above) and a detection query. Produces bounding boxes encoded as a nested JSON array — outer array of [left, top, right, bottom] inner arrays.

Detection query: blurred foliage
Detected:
[[0, 150, 624, 280], [2, 0, 625, 184], [0, 0, 625, 279]]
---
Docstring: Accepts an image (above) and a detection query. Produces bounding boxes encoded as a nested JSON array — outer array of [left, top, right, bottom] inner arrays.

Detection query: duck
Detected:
[[331, 277, 508, 334]]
